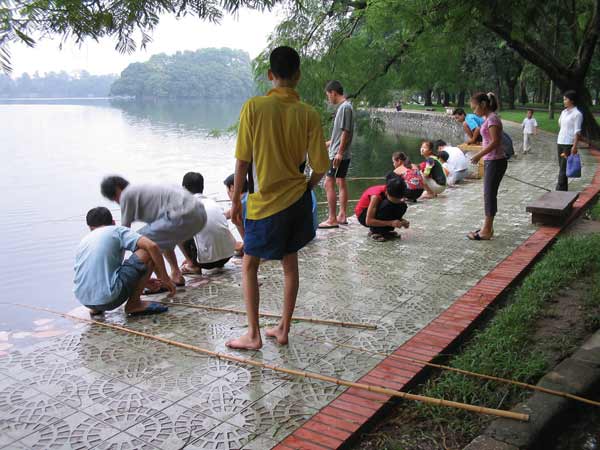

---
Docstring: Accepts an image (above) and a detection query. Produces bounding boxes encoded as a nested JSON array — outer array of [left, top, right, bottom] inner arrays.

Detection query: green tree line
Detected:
[[0, 71, 117, 97], [109, 48, 255, 99]]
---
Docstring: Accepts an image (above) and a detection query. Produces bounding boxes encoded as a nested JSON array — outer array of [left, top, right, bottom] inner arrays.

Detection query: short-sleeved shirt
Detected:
[[444, 146, 468, 172], [120, 184, 198, 227], [557, 107, 583, 145], [355, 185, 386, 218], [235, 87, 329, 220], [192, 195, 235, 264], [73, 225, 140, 306], [329, 100, 354, 160], [465, 113, 484, 131], [481, 113, 505, 161], [419, 156, 446, 185], [522, 117, 538, 134]]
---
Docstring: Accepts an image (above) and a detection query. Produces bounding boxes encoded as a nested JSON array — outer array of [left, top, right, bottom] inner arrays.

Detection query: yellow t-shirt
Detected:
[[235, 87, 329, 220]]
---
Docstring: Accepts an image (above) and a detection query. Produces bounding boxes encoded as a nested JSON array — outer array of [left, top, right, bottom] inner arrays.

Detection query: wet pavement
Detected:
[[0, 122, 597, 449]]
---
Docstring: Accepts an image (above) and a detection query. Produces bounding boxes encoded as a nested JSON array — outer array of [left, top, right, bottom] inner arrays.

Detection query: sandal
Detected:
[[371, 233, 386, 242], [127, 302, 169, 317]]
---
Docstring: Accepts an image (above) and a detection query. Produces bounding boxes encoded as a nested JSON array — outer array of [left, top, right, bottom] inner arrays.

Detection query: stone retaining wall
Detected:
[[372, 108, 464, 145]]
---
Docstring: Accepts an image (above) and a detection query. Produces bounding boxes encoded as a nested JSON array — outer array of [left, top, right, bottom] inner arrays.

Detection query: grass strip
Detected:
[[415, 234, 600, 435]]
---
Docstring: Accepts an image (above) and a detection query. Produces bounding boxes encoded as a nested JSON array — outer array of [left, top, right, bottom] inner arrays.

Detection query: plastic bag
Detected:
[[566, 153, 581, 178]]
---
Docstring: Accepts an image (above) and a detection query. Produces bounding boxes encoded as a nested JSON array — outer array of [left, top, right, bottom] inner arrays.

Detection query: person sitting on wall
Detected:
[[180, 172, 236, 274], [355, 176, 410, 242], [418, 140, 447, 198], [74, 207, 175, 317], [453, 108, 484, 144]]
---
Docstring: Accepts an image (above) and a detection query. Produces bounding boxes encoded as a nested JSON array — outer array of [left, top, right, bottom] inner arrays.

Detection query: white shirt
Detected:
[[192, 195, 235, 263], [557, 107, 583, 145], [443, 146, 468, 172], [522, 117, 538, 134]]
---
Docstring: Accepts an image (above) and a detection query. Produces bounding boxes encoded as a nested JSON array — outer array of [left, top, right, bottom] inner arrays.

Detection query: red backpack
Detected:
[[402, 168, 424, 190]]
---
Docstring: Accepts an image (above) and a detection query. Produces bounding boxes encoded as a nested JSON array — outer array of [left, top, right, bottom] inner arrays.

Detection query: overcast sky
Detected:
[[9, 8, 282, 77]]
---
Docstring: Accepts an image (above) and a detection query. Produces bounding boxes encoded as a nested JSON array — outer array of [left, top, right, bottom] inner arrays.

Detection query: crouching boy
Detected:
[[74, 207, 175, 316], [355, 176, 410, 241]]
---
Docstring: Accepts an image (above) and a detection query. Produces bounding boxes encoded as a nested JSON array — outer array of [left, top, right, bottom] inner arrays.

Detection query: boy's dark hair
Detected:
[[563, 90, 577, 105], [421, 140, 435, 153], [386, 175, 406, 199], [434, 139, 447, 150], [325, 80, 344, 95], [182, 172, 204, 194], [86, 207, 113, 227], [269, 46, 300, 80], [452, 108, 466, 116], [438, 150, 449, 162], [100, 176, 129, 201], [223, 173, 248, 193], [527, 109, 534, 114]]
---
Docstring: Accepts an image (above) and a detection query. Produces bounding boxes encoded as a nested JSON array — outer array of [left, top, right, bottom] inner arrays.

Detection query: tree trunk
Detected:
[[457, 90, 466, 107], [443, 91, 450, 106], [506, 80, 516, 110], [519, 77, 528, 105], [424, 88, 433, 106], [595, 88, 599, 106], [436, 89, 442, 105]]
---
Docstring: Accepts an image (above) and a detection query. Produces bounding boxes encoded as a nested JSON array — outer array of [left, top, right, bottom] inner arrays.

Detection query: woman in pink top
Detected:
[[468, 92, 507, 240]]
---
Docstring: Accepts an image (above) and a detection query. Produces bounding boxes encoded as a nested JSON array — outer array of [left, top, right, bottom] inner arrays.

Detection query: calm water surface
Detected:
[[0, 98, 422, 329]]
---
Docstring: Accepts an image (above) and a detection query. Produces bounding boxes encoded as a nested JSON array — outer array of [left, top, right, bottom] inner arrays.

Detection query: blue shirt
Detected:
[[465, 113, 484, 131], [73, 225, 140, 306]]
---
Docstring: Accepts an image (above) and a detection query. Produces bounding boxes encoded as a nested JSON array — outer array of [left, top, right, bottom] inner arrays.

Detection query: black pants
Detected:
[[182, 239, 231, 269], [404, 188, 424, 202], [483, 159, 507, 217], [358, 199, 407, 234], [556, 144, 572, 191]]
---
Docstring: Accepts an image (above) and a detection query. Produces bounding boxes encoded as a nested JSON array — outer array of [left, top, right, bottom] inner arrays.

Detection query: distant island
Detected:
[[0, 71, 117, 98], [110, 48, 255, 99]]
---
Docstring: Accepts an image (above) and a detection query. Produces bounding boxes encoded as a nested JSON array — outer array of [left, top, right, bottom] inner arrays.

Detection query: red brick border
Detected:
[[275, 147, 600, 450]]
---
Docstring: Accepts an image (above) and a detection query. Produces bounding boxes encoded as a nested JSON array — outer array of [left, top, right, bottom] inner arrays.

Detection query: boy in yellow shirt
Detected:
[[226, 46, 329, 350]]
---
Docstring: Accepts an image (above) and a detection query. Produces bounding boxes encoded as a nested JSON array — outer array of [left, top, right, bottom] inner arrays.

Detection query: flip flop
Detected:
[[338, 221, 349, 225], [467, 231, 481, 241], [318, 224, 339, 229], [371, 233, 386, 242], [142, 286, 169, 296], [128, 303, 169, 317]]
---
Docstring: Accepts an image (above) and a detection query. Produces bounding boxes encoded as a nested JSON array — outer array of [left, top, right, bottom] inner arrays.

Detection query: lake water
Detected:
[[0, 98, 423, 329]]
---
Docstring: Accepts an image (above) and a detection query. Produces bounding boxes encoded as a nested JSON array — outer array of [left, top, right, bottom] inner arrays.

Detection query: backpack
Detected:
[[402, 168, 424, 190], [502, 132, 514, 160]]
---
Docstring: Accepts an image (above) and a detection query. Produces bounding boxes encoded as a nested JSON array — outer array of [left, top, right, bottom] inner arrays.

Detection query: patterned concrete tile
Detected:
[[189, 421, 258, 450], [91, 432, 160, 450]]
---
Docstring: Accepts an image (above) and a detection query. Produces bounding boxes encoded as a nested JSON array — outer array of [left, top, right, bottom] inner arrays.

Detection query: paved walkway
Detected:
[[0, 123, 597, 449]]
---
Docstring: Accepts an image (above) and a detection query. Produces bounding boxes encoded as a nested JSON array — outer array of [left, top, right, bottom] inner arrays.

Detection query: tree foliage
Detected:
[[0, 70, 116, 97], [109, 47, 254, 99]]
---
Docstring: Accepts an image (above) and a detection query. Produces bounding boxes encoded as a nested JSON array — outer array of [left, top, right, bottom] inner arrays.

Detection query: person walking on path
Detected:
[[226, 46, 329, 350], [318, 80, 354, 228], [468, 92, 507, 241], [556, 90, 584, 191], [521, 109, 538, 154]]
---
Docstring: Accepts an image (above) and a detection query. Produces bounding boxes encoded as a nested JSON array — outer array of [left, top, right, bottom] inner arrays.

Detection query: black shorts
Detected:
[[326, 159, 351, 178]]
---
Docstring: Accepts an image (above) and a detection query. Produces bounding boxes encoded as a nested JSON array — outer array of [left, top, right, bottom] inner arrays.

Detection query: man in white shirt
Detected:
[[521, 109, 538, 154], [181, 172, 236, 274], [556, 90, 584, 191], [435, 140, 468, 185]]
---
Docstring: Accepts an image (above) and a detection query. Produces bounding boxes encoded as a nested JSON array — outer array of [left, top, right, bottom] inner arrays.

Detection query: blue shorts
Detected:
[[85, 254, 147, 311], [244, 189, 315, 260]]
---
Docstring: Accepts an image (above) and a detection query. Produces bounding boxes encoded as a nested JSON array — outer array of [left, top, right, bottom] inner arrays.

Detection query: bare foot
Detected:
[[265, 326, 290, 345], [318, 219, 339, 229], [336, 215, 348, 224], [88, 308, 104, 316], [226, 333, 262, 350]]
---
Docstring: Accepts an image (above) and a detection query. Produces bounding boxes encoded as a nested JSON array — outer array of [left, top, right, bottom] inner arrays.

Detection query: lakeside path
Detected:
[[0, 122, 597, 449]]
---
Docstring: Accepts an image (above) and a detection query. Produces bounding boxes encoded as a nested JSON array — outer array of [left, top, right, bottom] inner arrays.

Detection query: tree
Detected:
[[0, 0, 276, 73]]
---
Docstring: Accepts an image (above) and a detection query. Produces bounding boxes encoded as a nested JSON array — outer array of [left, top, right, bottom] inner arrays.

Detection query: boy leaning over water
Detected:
[[73, 207, 174, 316]]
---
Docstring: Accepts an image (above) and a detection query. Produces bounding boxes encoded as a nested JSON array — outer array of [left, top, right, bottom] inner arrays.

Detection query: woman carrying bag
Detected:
[[556, 90, 584, 191]]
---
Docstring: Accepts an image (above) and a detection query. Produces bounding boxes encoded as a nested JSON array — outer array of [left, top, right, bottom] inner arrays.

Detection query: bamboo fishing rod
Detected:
[[301, 335, 600, 408], [152, 300, 377, 330], [8, 303, 528, 422]]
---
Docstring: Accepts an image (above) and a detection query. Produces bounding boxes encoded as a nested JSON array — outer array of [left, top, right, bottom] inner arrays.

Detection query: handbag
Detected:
[[566, 153, 582, 178]]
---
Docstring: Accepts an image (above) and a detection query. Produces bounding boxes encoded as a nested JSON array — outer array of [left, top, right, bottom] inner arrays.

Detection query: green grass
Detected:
[[499, 110, 560, 134], [410, 234, 600, 436], [590, 201, 600, 221]]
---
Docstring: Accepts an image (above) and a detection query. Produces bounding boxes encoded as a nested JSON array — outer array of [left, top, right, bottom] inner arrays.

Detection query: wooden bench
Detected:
[[526, 191, 579, 226]]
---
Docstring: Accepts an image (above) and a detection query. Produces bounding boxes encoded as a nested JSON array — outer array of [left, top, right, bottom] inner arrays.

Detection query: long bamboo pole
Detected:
[[152, 300, 377, 330], [306, 336, 600, 408], [9, 303, 528, 422]]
